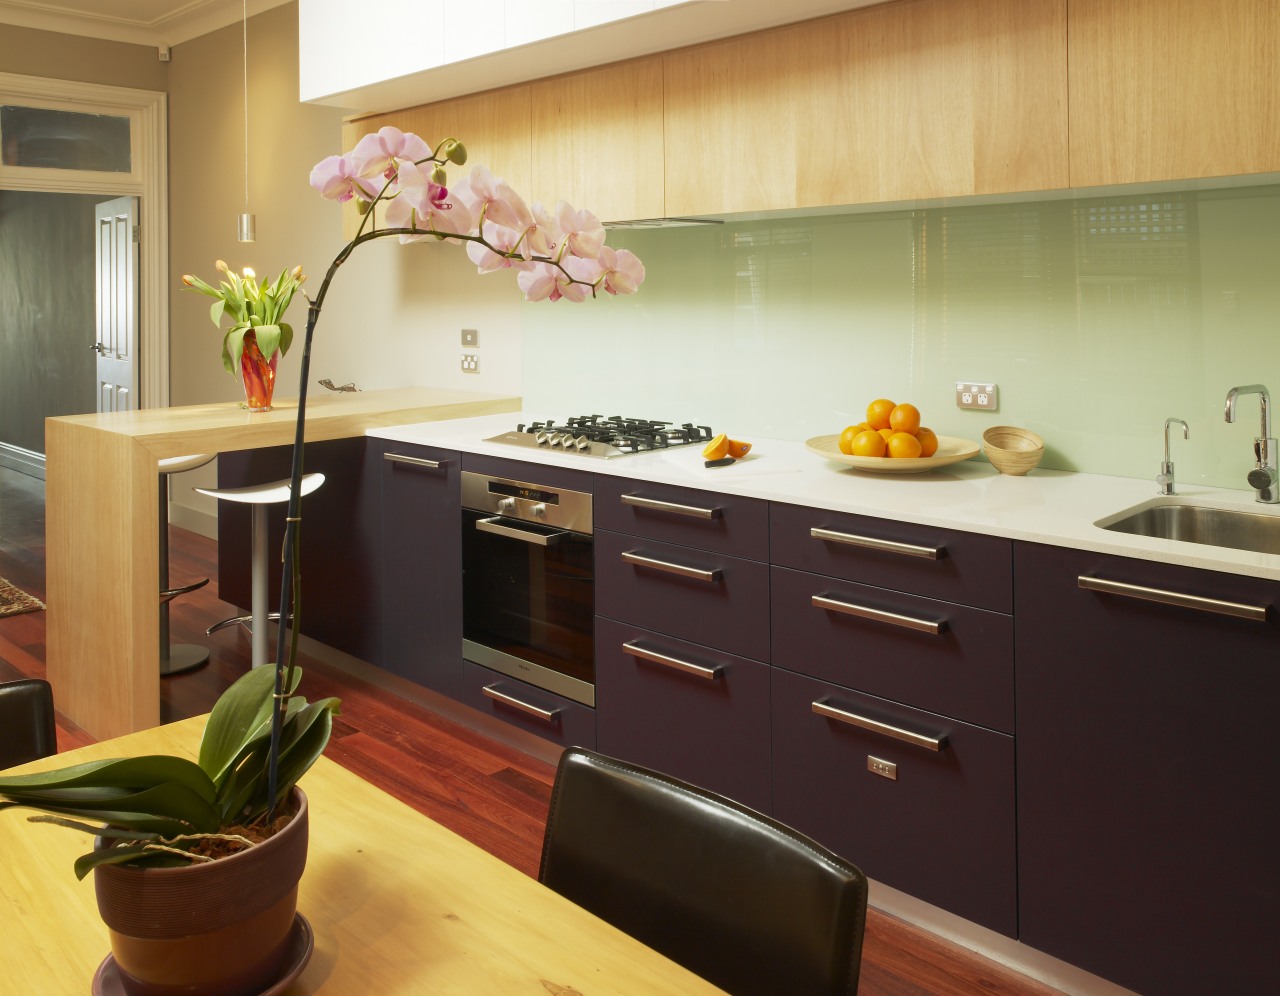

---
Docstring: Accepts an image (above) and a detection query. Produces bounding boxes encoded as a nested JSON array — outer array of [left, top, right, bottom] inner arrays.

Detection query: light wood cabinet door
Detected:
[[340, 87, 532, 239], [664, 0, 1068, 216], [530, 58, 665, 222], [1068, 0, 1280, 187]]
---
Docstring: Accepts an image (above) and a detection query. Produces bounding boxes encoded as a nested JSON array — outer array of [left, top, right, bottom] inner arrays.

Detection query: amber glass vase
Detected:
[[239, 329, 279, 412]]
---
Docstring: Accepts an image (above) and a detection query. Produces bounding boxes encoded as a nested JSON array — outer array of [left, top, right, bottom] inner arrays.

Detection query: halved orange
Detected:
[[702, 433, 730, 460], [727, 438, 753, 458]]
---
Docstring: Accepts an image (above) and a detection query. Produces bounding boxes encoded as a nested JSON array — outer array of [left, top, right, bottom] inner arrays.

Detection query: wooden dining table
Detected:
[[0, 716, 722, 993]]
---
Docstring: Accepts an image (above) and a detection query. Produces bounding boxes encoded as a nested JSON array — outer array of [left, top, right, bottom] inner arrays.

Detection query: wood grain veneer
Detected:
[[44, 388, 519, 741]]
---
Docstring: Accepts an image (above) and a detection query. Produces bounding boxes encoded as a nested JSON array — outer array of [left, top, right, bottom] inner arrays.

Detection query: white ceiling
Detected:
[[0, 0, 291, 48]]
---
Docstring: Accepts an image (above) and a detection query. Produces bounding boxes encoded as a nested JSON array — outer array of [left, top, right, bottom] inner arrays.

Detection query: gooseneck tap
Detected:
[[1157, 418, 1189, 495], [1224, 384, 1279, 503]]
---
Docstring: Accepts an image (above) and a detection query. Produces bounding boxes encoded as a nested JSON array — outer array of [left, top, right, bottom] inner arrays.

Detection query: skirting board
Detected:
[[0, 443, 45, 480], [168, 502, 218, 540]]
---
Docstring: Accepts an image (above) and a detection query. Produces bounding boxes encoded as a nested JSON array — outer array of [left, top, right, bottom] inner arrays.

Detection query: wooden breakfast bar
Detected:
[[0, 717, 720, 993], [44, 387, 520, 741]]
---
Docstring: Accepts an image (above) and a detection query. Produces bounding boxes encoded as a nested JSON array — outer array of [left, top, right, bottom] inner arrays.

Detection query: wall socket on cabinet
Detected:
[[461, 354, 479, 374], [956, 382, 998, 410]]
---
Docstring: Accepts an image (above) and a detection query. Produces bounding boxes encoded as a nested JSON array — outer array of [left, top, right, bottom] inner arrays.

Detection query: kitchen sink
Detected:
[[1095, 499, 1280, 556]]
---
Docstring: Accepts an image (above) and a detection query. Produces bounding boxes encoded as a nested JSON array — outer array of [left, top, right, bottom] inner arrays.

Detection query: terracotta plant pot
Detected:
[[93, 789, 308, 995]]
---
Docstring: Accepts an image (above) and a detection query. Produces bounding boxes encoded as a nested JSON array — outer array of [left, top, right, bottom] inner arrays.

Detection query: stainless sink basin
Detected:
[[1096, 500, 1280, 556]]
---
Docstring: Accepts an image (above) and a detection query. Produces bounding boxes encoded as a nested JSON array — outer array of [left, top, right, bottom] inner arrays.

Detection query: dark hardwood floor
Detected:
[[0, 465, 1061, 995]]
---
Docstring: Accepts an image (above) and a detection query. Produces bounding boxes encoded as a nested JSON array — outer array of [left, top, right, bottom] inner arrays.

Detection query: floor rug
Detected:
[[0, 578, 44, 617]]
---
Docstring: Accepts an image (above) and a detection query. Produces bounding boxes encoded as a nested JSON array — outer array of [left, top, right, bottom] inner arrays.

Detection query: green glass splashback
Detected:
[[523, 183, 1280, 490]]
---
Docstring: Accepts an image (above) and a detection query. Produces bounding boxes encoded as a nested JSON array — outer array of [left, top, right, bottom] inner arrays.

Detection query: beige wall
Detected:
[[167, 1, 526, 530], [0, 25, 168, 91]]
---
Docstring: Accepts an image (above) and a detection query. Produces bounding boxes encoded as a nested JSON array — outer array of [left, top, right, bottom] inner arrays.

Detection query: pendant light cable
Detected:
[[237, 0, 255, 241]]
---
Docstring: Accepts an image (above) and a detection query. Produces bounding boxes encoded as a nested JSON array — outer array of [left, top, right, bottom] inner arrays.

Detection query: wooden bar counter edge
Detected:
[[44, 387, 520, 741]]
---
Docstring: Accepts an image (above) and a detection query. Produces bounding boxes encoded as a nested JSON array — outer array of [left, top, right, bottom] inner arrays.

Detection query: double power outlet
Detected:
[[461, 328, 479, 374], [955, 381, 998, 411]]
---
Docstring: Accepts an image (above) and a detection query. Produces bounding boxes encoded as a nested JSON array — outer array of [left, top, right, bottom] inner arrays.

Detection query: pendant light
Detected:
[[236, 0, 256, 242]]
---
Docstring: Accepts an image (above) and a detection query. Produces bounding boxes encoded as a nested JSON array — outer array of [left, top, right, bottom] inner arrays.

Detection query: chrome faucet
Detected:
[[1157, 418, 1188, 495], [1224, 384, 1279, 503]]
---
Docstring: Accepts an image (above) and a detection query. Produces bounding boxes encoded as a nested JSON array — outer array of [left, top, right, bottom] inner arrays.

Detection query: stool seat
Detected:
[[159, 453, 216, 677], [196, 472, 325, 669]]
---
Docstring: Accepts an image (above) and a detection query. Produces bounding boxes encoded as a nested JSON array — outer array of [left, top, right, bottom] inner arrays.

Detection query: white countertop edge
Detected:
[[370, 413, 1280, 583]]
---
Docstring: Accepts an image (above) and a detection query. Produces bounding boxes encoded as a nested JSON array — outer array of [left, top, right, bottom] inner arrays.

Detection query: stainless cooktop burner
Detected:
[[485, 415, 715, 458]]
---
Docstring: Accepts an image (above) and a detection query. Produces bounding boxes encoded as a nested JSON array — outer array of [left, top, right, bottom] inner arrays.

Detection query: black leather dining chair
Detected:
[[0, 678, 57, 769], [539, 748, 868, 995]]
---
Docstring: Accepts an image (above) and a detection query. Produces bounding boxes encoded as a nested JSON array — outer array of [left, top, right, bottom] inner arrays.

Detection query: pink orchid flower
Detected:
[[310, 154, 377, 202], [517, 256, 597, 303], [385, 161, 475, 240], [453, 165, 533, 235], [595, 246, 646, 296], [350, 127, 433, 186], [466, 224, 533, 274], [556, 202, 605, 260]]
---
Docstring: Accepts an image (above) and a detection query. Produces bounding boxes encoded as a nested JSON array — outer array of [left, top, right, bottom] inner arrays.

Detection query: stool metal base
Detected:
[[160, 643, 210, 676]]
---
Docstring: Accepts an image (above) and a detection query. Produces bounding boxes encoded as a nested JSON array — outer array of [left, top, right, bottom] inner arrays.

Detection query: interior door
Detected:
[[94, 196, 139, 412]]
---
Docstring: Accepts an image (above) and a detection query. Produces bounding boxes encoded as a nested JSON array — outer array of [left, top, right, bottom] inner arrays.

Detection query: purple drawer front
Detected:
[[771, 566, 1014, 733], [459, 661, 596, 749], [595, 617, 773, 814], [771, 667, 1016, 938], [594, 475, 769, 561], [595, 528, 770, 663], [770, 502, 1012, 613]]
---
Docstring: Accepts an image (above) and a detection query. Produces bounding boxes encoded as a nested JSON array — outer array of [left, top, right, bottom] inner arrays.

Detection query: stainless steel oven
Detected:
[[461, 470, 595, 706]]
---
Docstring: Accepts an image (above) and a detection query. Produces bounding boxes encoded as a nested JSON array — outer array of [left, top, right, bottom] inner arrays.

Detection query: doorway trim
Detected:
[[0, 72, 168, 411]]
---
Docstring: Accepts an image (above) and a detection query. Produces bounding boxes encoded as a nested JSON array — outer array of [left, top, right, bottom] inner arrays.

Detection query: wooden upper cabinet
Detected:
[[1068, 0, 1280, 187], [530, 59, 665, 222], [664, 0, 1068, 216], [340, 87, 533, 240]]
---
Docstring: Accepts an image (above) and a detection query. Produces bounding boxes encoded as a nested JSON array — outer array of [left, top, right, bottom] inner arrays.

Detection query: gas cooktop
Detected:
[[484, 415, 715, 459]]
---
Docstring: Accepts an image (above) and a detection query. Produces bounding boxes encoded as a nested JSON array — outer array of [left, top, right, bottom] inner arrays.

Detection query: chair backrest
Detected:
[[538, 748, 867, 995], [0, 679, 57, 769]]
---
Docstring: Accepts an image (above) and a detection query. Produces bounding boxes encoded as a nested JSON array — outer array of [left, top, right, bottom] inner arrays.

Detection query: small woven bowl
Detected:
[[982, 426, 1044, 476]]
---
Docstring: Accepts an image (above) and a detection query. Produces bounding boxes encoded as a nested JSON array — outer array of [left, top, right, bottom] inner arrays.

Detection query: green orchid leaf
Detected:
[[278, 322, 294, 358], [0, 755, 215, 801], [28, 815, 160, 841], [199, 665, 301, 785], [1, 800, 194, 838], [0, 782, 219, 832], [73, 842, 187, 881], [270, 699, 340, 809], [253, 324, 282, 358]]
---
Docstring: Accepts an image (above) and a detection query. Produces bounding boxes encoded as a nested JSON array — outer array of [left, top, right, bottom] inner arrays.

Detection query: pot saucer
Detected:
[[92, 912, 314, 995]]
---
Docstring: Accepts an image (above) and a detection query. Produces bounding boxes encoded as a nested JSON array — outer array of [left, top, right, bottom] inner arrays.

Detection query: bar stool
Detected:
[[195, 473, 325, 669], [159, 453, 216, 676]]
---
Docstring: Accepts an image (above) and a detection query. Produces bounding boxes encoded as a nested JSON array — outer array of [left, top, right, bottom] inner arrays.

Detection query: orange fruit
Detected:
[[850, 429, 887, 458], [866, 398, 896, 431], [838, 426, 861, 455], [702, 433, 730, 460], [727, 438, 753, 458], [916, 427, 939, 457], [889, 403, 921, 435], [877, 427, 896, 443], [887, 432, 923, 459]]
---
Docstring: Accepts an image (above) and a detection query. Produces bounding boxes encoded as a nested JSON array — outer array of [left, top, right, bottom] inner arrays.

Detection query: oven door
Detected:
[[461, 508, 595, 706]]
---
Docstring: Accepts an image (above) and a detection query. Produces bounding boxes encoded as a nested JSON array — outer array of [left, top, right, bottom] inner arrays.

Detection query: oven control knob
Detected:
[[497, 497, 516, 513], [574, 435, 591, 451], [529, 503, 547, 518], [534, 430, 551, 446]]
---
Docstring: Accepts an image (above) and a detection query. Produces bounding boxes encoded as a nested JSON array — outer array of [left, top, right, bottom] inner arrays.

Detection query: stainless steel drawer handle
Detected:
[[810, 526, 942, 560], [621, 550, 722, 583], [622, 493, 722, 520], [811, 593, 945, 635], [384, 452, 445, 470], [812, 699, 947, 751], [476, 516, 566, 546], [482, 685, 561, 723], [623, 640, 723, 680], [1078, 575, 1268, 622]]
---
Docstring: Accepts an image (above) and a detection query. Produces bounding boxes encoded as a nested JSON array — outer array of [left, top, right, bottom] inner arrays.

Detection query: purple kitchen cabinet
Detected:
[[459, 661, 596, 749], [771, 565, 1013, 733], [770, 502, 1012, 613], [594, 475, 770, 561], [595, 528, 770, 663], [595, 617, 772, 814], [379, 442, 463, 698], [771, 666, 1016, 937], [1016, 541, 1280, 994], [219, 437, 383, 663]]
